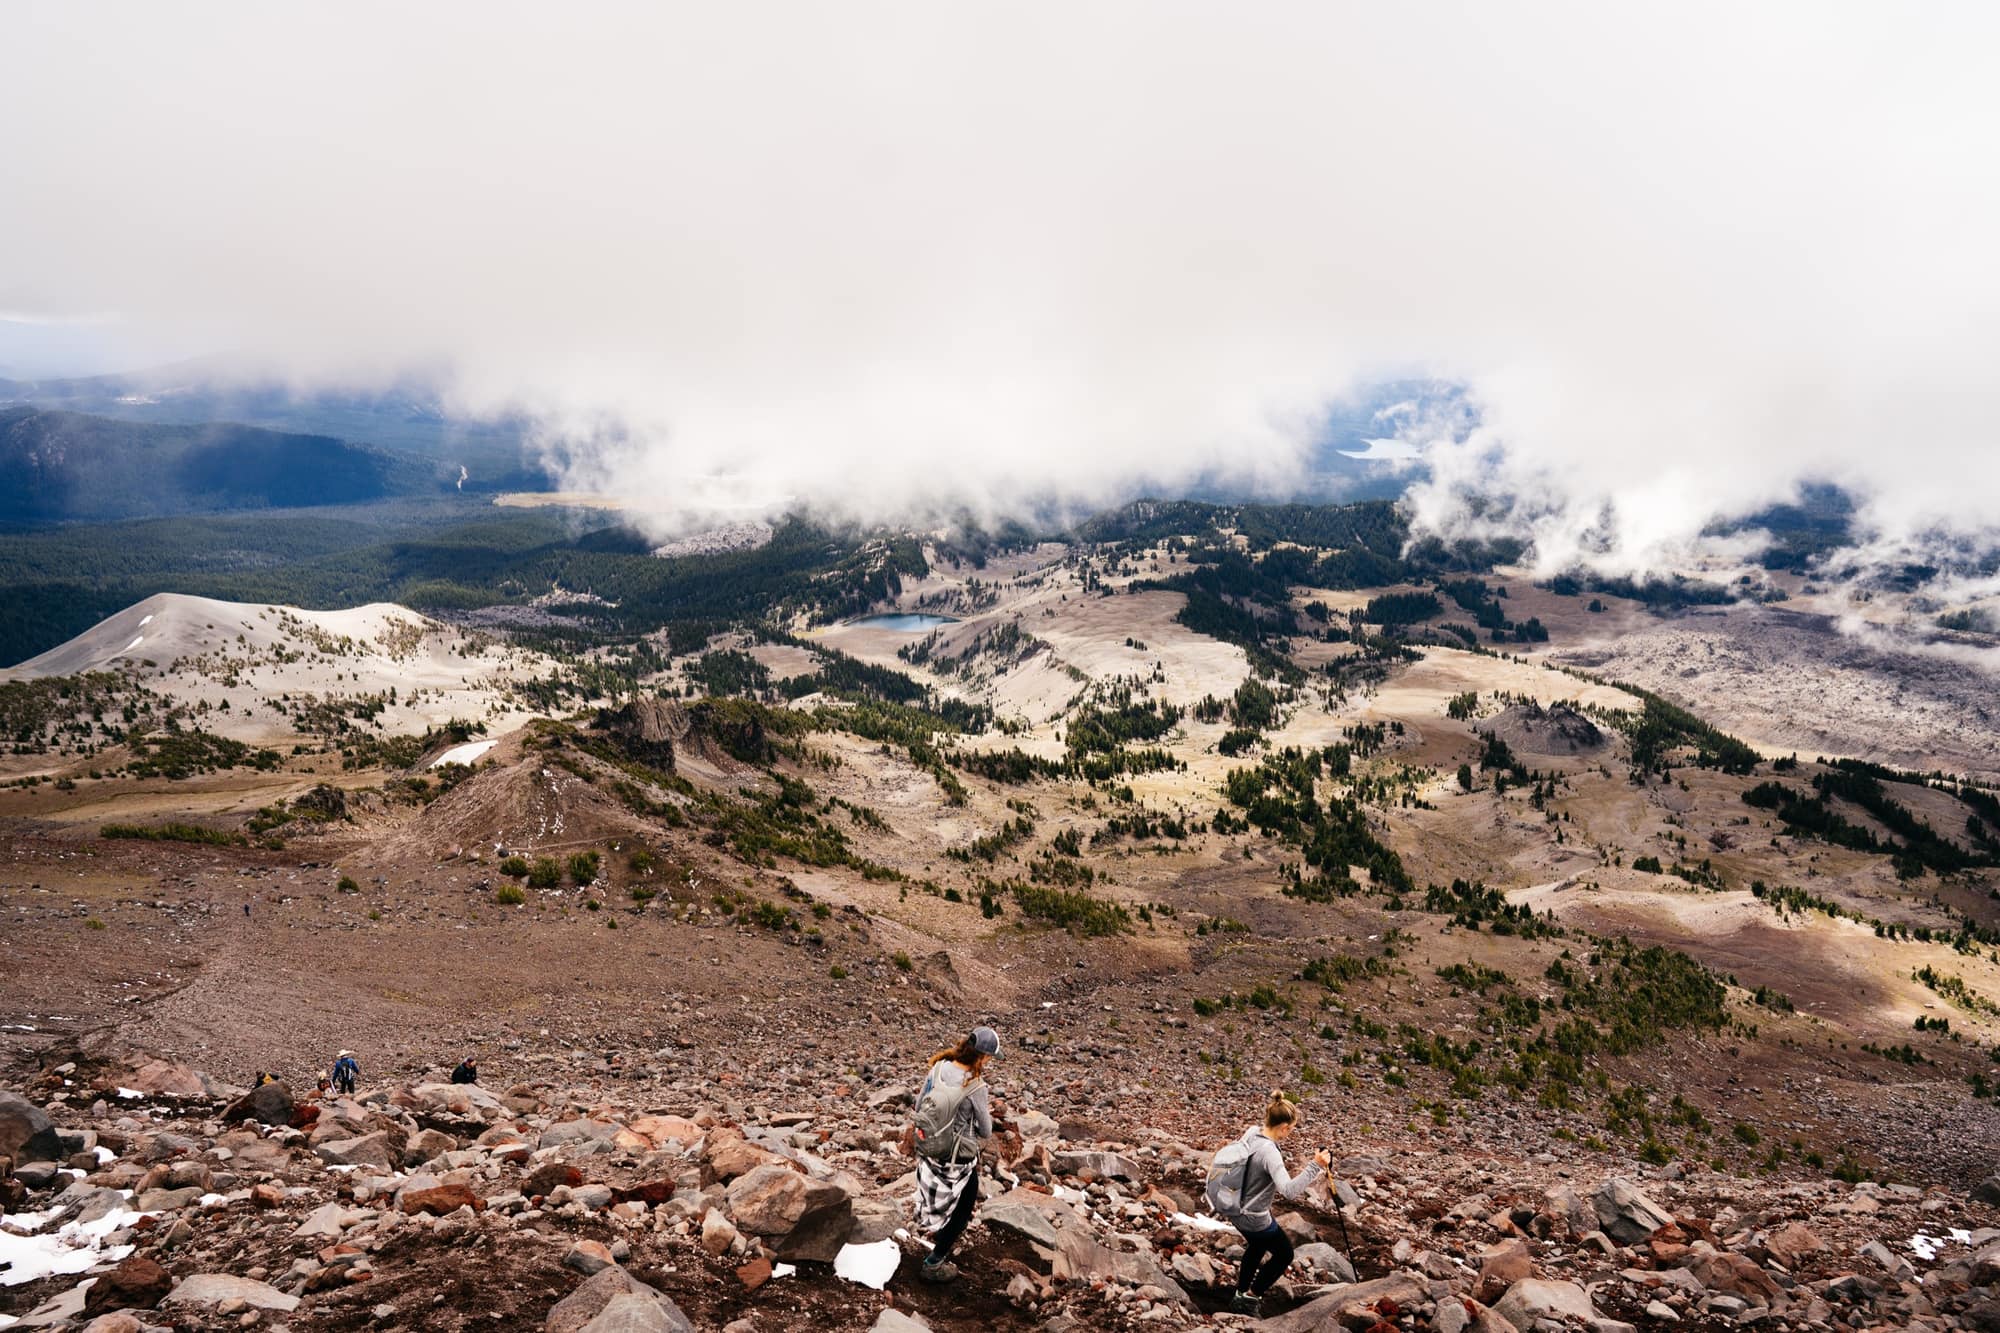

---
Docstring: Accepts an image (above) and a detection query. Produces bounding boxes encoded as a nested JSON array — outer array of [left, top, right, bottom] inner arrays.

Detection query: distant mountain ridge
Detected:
[[0, 407, 442, 522]]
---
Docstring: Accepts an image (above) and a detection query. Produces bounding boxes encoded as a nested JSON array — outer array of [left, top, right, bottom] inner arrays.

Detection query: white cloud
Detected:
[[2, 3, 1997, 550]]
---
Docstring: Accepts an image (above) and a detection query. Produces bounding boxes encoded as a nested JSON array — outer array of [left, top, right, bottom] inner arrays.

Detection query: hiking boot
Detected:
[[1228, 1292, 1263, 1316], [919, 1258, 959, 1283]]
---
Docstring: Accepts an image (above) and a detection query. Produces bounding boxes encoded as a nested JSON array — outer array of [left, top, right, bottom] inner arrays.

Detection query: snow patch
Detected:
[[771, 1263, 796, 1279], [115, 1088, 141, 1099], [832, 1238, 901, 1289], [138, 614, 153, 627], [1173, 1211, 1236, 1233], [431, 739, 497, 768], [118, 636, 144, 654], [0, 1206, 142, 1287]]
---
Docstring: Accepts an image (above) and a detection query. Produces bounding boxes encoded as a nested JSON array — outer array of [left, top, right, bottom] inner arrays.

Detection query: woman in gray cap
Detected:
[[909, 1025, 1001, 1283]]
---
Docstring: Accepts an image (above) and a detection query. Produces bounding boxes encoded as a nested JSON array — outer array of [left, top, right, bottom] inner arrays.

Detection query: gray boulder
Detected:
[[162, 1274, 301, 1313], [0, 1092, 63, 1164], [546, 1265, 693, 1333], [1594, 1176, 1673, 1245]]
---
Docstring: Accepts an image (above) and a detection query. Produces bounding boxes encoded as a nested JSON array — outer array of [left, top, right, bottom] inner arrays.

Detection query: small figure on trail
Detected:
[[1205, 1089, 1330, 1317], [450, 1056, 479, 1085], [243, 902, 251, 917], [909, 1025, 1001, 1284], [329, 1050, 359, 1095]]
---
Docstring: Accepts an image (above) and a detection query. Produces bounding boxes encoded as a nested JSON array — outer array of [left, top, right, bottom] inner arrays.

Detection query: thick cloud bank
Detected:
[[3, 3, 1997, 559]]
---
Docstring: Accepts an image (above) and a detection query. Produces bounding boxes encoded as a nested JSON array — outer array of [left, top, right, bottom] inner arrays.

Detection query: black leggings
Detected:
[[929, 1168, 980, 1261], [1237, 1223, 1294, 1295]]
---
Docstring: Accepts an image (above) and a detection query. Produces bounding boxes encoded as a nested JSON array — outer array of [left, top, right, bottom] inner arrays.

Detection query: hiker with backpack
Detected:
[[1206, 1089, 1330, 1317], [908, 1025, 1002, 1284], [329, 1050, 359, 1095]]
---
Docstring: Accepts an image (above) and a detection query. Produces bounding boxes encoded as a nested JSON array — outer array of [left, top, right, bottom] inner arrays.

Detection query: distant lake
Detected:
[[849, 613, 958, 632]]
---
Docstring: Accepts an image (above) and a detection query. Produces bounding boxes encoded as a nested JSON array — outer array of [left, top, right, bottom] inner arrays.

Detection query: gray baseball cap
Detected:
[[971, 1026, 1002, 1057]]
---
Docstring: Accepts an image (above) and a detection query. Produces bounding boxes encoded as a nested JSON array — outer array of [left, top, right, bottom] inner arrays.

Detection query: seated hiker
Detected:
[[909, 1025, 1002, 1284], [1206, 1089, 1330, 1317], [450, 1055, 478, 1084]]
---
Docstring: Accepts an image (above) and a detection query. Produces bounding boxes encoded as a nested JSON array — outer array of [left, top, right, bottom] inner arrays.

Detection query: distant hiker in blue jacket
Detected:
[[908, 1026, 1002, 1284], [329, 1050, 359, 1095], [1206, 1090, 1330, 1316]]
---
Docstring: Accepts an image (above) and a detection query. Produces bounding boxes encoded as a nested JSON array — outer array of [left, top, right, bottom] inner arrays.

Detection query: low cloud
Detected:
[[3, 4, 1997, 554]]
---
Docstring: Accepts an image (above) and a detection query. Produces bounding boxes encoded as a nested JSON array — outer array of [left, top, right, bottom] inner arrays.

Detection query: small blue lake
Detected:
[[849, 613, 959, 632]]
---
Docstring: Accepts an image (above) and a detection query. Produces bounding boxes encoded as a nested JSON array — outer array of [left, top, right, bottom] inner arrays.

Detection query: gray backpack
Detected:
[[1205, 1133, 1262, 1215], [911, 1070, 977, 1161]]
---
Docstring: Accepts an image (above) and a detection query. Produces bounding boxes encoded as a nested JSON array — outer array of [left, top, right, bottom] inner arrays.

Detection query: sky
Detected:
[[2, 3, 1997, 569]]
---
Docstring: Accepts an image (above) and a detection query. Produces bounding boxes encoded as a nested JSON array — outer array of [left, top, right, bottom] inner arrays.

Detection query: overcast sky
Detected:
[[3, 3, 1997, 565]]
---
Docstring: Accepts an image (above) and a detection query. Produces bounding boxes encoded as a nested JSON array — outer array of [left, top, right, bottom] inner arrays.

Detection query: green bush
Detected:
[[495, 884, 526, 905], [337, 875, 359, 894], [567, 850, 601, 884], [499, 855, 529, 877], [527, 858, 561, 889]]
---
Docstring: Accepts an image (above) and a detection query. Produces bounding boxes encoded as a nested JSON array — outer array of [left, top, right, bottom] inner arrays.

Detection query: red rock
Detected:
[[83, 1255, 171, 1314], [736, 1256, 773, 1290], [563, 1240, 616, 1275], [251, 1182, 287, 1208], [523, 1162, 583, 1197], [400, 1182, 483, 1215]]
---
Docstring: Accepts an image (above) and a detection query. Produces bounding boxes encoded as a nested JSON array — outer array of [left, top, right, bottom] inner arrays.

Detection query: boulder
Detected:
[[0, 1092, 63, 1164], [1492, 1279, 1596, 1329], [701, 1126, 789, 1184], [524, 1162, 585, 1197], [979, 1194, 1061, 1249], [1477, 1238, 1533, 1303], [294, 1201, 352, 1238], [161, 1274, 301, 1313], [411, 1081, 505, 1115], [80, 1316, 147, 1333], [404, 1128, 458, 1166], [724, 1162, 854, 1261], [546, 1266, 694, 1333], [1293, 1242, 1357, 1283], [564, 1240, 617, 1275], [402, 1181, 484, 1215], [81, 1256, 171, 1315], [579, 1292, 685, 1333], [629, 1114, 703, 1148], [221, 1081, 296, 1127], [1043, 1216, 1192, 1307], [131, 1185, 204, 1212], [1049, 1149, 1141, 1181], [1764, 1221, 1827, 1269], [702, 1209, 740, 1256], [316, 1132, 395, 1169], [540, 1118, 621, 1151], [114, 1057, 217, 1099], [1594, 1177, 1674, 1246], [870, 1313, 932, 1333], [1256, 1273, 1428, 1332], [1974, 1176, 2000, 1208], [1690, 1250, 1781, 1304]]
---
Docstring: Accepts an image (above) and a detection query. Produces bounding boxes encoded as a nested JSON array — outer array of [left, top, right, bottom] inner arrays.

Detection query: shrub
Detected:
[[337, 876, 359, 894], [830, 964, 849, 979], [495, 884, 526, 905], [1009, 882, 1131, 937], [527, 858, 561, 889], [892, 951, 914, 972], [101, 821, 247, 847], [567, 851, 601, 884], [499, 855, 529, 877], [84, 916, 106, 930], [1732, 1122, 1761, 1146]]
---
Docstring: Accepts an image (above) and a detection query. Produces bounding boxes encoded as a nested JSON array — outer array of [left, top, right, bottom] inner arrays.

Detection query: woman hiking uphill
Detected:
[[909, 1025, 1001, 1284], [1207, 1089, 1330, 1316]]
